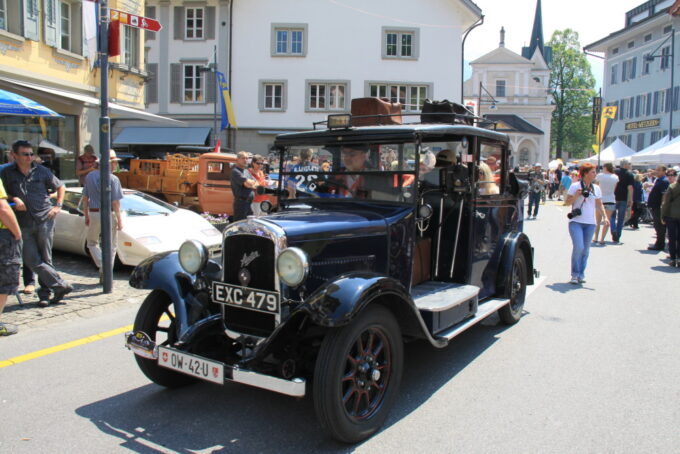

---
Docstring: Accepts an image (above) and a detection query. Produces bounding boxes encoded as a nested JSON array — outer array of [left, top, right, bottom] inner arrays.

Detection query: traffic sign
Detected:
[[110, 9, 162, 32]]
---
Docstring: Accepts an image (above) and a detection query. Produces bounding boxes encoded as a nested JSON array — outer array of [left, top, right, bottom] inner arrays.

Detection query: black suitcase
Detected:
[[421, 99, 474, 125]]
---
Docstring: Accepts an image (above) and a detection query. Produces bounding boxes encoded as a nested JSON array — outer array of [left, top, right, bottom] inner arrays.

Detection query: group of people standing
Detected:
[[0, 140, 122, 337]]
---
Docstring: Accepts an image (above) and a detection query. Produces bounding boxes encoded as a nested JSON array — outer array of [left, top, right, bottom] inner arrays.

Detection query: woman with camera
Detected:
[[564, 163, 610, 285]]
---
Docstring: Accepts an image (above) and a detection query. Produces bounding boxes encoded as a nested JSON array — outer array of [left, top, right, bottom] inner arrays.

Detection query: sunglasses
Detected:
[[19, 152, 34, 157]]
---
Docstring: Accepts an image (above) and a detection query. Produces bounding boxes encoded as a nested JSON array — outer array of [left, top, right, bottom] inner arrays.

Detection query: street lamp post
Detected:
[[645, 28, 675, 138]]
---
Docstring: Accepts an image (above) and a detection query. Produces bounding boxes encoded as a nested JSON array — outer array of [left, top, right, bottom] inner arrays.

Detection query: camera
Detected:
[[567, 208, 582, 219], [581, 189, 590, 198]]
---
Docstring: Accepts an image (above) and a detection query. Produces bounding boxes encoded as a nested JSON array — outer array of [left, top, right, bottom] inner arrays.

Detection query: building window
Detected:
[[611, 64, 618, 84], [612, 47, 619, 54], [183, 64, 204, 103], [122, 25, 139, 67], [664, 25, 672, 34], [271, 23, 307, 57], [258, 80, 287, 111], [496, 80, 506, 97], [636, 133, 645, 150], [627, 41, 634, 48], [368, 82, 429, 112], [628, 96, 635, 118], [622, 57, 636, 81], [643, 54, 651, 75], [382, 27, 419, 59], [0, 0, 6, 31], [306, 81, 349, 111], [60, 1, 71, 51], [185, 7, 204, 40], [661, 46, 671, 70], [645, 33, 652, 42]]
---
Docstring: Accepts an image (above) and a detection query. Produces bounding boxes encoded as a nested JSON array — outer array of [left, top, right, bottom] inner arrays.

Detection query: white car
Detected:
[[53, 188, 222, 267]]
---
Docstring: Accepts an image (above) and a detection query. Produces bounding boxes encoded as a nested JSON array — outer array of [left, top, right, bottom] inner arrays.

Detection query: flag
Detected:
[[595, 106, 617, 151], [214, 139, 221, 153], [216, 71, 237, 129], [82, 0, 98, 69], [108, 20, 120, 57]]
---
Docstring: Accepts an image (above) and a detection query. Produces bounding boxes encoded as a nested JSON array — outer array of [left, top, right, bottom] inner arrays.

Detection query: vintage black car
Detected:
[[125, 111, 536, 443]]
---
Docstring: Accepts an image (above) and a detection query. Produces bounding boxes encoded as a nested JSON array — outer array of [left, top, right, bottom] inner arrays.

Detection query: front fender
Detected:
[[495, 232, 535, 297], [302, 272, 413, 328], [129, 251, 197, 336]]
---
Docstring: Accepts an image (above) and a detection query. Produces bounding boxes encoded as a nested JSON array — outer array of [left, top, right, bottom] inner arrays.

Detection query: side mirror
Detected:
[[509, 172, 529, 199]]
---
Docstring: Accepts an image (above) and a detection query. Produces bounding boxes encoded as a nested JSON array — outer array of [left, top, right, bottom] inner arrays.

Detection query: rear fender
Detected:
[[129, 251, 197, 336], [495, 232, 535, 297]]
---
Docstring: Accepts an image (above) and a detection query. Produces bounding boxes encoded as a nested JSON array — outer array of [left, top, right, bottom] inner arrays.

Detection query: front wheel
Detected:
[[133, 290, 196, 388], [498, 253, 527, 325], [313, 305, 403, 443]]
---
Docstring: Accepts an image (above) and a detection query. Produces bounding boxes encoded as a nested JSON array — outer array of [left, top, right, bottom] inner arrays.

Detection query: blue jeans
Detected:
[[528, 191, 541, 217], [610, 201, 628, 238], [569, 221, 596, 279]]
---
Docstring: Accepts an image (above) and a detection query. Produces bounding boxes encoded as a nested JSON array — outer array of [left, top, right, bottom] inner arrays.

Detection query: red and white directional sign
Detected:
[[110, 9, 162, 32]]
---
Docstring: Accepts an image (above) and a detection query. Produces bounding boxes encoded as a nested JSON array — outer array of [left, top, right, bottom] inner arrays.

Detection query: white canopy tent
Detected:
[[582, 138, 635, 164], [643, 140, 680, 164], [629, 135, 680, 164]]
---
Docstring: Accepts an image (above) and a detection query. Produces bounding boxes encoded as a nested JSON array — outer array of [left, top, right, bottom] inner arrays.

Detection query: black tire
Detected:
[[498, 252, 527, 325], [133, 290, 197, 388], [313, 305, 403, 443]]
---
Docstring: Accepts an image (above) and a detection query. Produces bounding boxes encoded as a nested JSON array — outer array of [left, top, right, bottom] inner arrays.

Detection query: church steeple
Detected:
[[522, 0, 552, 63]]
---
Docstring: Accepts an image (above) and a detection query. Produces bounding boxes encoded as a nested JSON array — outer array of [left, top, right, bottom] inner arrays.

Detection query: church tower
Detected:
[[521, 0, 552, 63]]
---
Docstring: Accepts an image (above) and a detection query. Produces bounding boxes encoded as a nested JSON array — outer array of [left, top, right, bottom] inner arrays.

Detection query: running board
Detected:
[[435, 298, 510, 342]]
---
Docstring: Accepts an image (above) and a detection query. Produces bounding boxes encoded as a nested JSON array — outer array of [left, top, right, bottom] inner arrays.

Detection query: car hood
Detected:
[[263, 209, 388, 242], [123, 209, 221, 249]]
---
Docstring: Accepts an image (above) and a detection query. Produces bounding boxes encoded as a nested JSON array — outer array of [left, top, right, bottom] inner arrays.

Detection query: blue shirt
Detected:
[[82, 170, 123, 209], [560, 174, 572, 190], [648, 176, 669, 208], [0, 162, 63, 224]]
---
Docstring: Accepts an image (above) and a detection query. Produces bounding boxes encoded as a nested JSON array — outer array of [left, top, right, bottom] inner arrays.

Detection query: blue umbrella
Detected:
[[0, 89, 62, 117]]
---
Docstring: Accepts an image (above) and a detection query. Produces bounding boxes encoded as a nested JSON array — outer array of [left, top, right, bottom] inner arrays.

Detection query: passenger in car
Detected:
[[478, 162, 499, 195]]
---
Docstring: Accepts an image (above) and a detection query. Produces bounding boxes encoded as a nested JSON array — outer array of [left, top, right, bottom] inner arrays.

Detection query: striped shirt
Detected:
[[82, 170, 123, 209]]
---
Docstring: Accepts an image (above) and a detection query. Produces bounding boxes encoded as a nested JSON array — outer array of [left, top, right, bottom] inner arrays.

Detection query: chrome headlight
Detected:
[[178, 240, 208, 274], [276, 247, 309, 287]]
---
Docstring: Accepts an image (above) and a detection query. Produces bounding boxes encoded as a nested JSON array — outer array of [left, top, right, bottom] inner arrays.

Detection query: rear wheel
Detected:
[[313, 305, 403, 443], [133, 290, 196, 388], [498, 253, 527, 325]]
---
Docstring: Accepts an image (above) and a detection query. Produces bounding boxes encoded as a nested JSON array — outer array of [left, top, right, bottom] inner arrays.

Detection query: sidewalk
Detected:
[[1, 251, 147, 329]]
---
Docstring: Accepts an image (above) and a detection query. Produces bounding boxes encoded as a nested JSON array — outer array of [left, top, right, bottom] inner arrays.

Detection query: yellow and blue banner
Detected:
[[594, 105, 617, 153], [216, 72, 237, 129]]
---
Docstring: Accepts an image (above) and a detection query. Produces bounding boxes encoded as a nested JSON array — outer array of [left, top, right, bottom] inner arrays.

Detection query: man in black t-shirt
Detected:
[[611, 158, 634, 242], [230, 151, 258, 222]]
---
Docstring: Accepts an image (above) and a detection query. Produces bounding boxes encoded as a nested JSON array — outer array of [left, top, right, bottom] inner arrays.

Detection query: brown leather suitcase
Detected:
[[350, 97, 402, 126], [411, 237, 432, 286]]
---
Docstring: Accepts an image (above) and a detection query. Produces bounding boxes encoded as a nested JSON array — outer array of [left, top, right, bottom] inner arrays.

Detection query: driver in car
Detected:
[[338, 145, 374, 198]]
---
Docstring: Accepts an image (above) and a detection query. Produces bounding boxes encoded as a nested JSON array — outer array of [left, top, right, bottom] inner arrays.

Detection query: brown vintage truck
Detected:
[[117, 152, 238, 215]]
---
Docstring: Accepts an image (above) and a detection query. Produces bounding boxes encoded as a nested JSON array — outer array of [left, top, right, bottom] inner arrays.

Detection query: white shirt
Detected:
[[567, 181, 602, 225], [596, 172, 619, 204]]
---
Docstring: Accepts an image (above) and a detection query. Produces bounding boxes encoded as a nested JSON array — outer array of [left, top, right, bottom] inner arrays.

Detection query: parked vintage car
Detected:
[[53, 188, 222, 266], [124, 107, 536, 443]]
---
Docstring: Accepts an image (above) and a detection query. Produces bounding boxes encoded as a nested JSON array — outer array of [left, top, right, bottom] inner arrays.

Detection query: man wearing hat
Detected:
[[82, 150, 124, 281], [527, 163, 545, 219]]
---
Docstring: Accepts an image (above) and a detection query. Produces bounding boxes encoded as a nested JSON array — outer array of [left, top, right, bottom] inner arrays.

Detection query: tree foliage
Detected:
[[548, 29, 596, 159]]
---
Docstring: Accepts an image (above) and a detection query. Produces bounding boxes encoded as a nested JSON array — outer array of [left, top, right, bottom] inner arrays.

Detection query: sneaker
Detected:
[[0, 322, 18, 336], [37, 298, 49, 307], [647, 245, 664, 251], [578, 277, 586, 283], [50, 284, 73, 304], [570, 277, 579, 285]]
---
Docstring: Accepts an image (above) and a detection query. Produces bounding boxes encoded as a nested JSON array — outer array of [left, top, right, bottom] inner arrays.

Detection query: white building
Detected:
[[135, 0, 483, 155], [463, 0, 554, 167]]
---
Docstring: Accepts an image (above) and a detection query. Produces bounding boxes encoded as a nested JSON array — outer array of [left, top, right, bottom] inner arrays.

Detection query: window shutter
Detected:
[[146, 63, 158, 105], [206, 7, 216, 40], [43, 0, 57, 46], [206, 70, 216, 103], [622, 61, 628, 81], [631, 58, 636, 79], [174, 7, 185, 40], [23, 0, 40, 41], [666, 88, 672, 112], [145, 6, 156, 41], [171, 63, 181, 103]]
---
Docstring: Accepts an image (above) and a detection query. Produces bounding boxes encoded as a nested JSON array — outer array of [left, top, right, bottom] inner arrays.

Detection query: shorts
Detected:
[[603, 202, 615, 208], [0, 228, 21, 294]]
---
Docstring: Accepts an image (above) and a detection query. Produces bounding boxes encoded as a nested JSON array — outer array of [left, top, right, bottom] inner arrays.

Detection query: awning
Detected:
[[113, 127, 211, 146], [484, 114, 544, 134], [0, 76, 184, 125]]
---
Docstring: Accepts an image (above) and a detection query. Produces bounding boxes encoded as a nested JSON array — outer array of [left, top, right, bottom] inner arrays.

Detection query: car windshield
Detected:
[[280, 143, 418, 202], [121, 192, 177, 216]]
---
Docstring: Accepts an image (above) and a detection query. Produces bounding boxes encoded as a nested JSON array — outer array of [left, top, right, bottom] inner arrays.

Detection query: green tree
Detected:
[[548, 29, 596, 160]]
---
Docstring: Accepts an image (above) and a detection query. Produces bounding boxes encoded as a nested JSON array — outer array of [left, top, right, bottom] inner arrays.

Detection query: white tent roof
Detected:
[[630, 135, 680, 164], [643, 139, 680, 164], [583, 138, 635, 164]]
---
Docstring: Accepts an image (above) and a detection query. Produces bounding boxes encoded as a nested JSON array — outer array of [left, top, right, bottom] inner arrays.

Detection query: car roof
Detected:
[[274, 124, 509, 147]]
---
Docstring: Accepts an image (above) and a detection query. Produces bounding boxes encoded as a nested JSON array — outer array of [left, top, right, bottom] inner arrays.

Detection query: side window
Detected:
[[207, 161, 231, 181], [478, 143, 502, 196]]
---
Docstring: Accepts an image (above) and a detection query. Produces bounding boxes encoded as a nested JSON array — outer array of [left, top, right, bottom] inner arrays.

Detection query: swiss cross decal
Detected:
[[213, 367, 219, 378], [162, 351, 168, 362]]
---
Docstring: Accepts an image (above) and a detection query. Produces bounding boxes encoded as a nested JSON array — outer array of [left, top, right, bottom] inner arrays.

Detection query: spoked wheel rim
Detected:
[[341, 326, 393, 422], [152, 305, 178, 347], [509, 259, 526, 312]]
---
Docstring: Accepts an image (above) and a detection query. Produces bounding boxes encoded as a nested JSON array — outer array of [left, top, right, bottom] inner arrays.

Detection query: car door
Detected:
[[53, 191, 87, 254]]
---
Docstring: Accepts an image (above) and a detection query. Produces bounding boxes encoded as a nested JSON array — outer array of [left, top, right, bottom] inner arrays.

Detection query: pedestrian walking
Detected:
[[527, 163, 544, 219], [76, 144, 98, 186], [611, 158, 634, 243], [558, 169, 571, 201], [594, 163, 618, 245], [0, 178, 22, 336], [661, 168, 680, 266], [627, 173, 644, 230], [647, 165, 670, 251], [81, 151, 124, 281], [230, 151, 258, 222], [564, 163, 609, 284], [0, 140, 72, 307]]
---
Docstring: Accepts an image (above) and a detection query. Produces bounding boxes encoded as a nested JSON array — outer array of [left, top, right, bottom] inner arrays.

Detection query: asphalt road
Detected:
[[0, 200, 678, 453]]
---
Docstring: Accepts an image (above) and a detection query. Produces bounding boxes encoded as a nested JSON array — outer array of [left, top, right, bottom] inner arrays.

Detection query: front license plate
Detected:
[[212, 282, 280, 314], [158, 346, 224, 385]]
